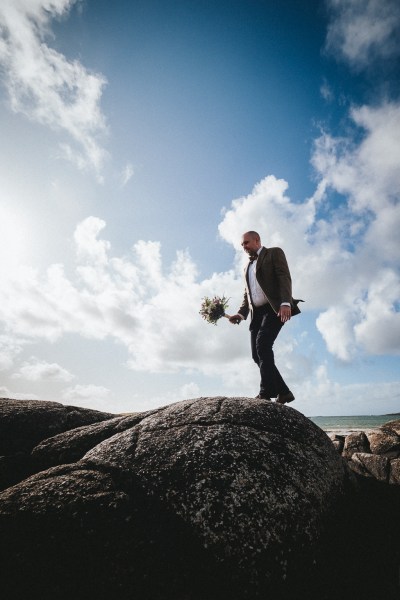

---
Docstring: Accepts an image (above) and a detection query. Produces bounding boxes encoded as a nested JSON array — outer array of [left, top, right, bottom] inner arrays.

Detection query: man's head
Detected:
[[241, 231, 262, 255]]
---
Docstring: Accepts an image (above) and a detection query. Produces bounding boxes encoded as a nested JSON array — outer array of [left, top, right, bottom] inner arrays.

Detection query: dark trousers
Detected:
[[250, 304, 290, 398]]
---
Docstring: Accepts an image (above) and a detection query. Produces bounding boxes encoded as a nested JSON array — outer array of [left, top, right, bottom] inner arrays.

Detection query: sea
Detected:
[[310, 414, 400, 436]]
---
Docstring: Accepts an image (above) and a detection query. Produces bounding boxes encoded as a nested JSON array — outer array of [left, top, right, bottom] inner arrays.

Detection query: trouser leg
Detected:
[[250, 305, 290, 398]]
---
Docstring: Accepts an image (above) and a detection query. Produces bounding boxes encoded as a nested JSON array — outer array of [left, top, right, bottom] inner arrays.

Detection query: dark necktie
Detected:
[[249, 253, 257, 263]]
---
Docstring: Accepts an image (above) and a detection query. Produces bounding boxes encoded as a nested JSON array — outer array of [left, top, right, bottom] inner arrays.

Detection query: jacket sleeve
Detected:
[[272, 247, 292, 304], [238, 289, 250, 320]]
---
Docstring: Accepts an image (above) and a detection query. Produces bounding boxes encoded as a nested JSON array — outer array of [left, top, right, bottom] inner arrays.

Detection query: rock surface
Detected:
[[349, 452, 390, 482], [390, 458, 400, 484], [342, 431, 370, 459], [367, 428, 400, 458], [31, 409, 161, 472], [0, 398, 115, 490], [326, 419, 400, 599], [0, 397, 353, 600], [332, 419, 400, 486], [0, 398, 115, 455]]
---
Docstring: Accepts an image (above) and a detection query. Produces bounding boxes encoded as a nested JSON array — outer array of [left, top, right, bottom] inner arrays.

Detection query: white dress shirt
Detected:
[[248, 253, 268, 307]]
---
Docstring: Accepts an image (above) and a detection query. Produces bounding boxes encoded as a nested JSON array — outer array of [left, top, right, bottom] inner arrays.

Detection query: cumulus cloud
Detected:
[[311, 101, 400, 359], [297, 364, 400, 415], [12, 357, 74, 382], [0, 0, 108, 175], [325, 0, 400, 68], [0, 215, 248, 377], [74, 216, 111, 266], [61, 383, 111, 408]]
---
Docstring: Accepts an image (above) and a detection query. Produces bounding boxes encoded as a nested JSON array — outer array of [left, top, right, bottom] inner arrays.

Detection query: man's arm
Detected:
[[272, 247, 292, 303], [271, 248, 294, 322], [229, 290, 249, 324]]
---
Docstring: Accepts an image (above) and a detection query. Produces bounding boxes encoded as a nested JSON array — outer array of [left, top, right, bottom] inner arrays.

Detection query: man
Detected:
[[229, 231, 301, 404]]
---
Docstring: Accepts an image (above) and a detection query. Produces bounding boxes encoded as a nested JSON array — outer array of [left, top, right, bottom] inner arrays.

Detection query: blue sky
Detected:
[[0, 0, 399, 416]]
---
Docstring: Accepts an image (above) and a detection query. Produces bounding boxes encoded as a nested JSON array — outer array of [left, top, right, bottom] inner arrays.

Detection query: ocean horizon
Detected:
[[310, 413, 400, 434]]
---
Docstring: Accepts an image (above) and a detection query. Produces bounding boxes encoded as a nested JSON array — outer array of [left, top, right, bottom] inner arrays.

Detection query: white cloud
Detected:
[[12, 357, 74, 382], [74, 216, 111, 266], [0, 204, 31, 275], [311, 100, 400, 359], [316, 306, 357, 361], [354, 270, 400, 354], [61, 383, 111, 406], [179, 382, 201, 399], [0, 0, 108, 175], [312, 102, 400, 218], [297, 364, 400, 416], [325, 0, 400, 68], [0, 385, 38, 400], [120, 163, 134, 187], [0, 215, 246, 375], [0, 335, 24, 371]]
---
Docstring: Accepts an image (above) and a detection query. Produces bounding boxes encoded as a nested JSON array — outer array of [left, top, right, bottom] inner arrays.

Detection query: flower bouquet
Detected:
[[199, 295, 231, 325]]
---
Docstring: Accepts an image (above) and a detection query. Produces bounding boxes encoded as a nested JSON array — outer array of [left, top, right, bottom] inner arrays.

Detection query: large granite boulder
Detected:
[[0, 397, 352, 600], [0, 398, 115, 489]]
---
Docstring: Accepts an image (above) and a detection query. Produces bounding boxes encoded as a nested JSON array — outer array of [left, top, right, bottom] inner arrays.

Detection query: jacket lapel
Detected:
[[255, 246, 267, 276]]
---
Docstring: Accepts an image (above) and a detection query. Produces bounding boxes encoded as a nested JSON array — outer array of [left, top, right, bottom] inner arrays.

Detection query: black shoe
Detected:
[[255, 394, 271, 401], [276, 391, 295, 404]]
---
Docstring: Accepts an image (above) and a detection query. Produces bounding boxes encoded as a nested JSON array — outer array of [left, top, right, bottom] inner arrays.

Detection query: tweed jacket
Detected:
[[238, 246, 301, 320]]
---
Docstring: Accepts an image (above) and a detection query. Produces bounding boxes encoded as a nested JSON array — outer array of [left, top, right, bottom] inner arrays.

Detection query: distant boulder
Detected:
[[342, 431, 370, 459], [384, 419, 400, 436], [349, 452, 390, 482], [367, 427, 400, 458], [390, 459, 400, 484], [0, 398, 115, 489], [0, 398, 115, 455]]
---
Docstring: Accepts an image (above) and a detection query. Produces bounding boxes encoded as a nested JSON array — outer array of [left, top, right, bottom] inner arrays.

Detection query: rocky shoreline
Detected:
[[328, 419, 400, 484], [0, 397, 399, 600]]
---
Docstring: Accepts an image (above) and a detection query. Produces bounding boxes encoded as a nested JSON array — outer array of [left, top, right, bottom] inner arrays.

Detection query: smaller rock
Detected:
[[389, 458, 400, 485], [342, 432, 370, 459], [349, 453, 390, 483], [383, 419, 400, 436], [328, 434, 345, 454], [367, 428, 400, 458]]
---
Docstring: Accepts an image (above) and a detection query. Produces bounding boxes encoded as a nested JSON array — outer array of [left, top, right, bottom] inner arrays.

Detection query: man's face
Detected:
[[241, 233, 261, 255]]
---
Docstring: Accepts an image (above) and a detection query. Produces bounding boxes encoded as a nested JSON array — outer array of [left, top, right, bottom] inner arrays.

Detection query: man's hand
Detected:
[[229, 314, 242, 325], [278, 305, 291, 323]]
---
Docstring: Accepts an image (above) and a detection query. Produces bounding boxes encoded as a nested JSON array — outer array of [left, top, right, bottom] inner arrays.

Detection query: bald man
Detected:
[[229, 231, 301, 404]]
